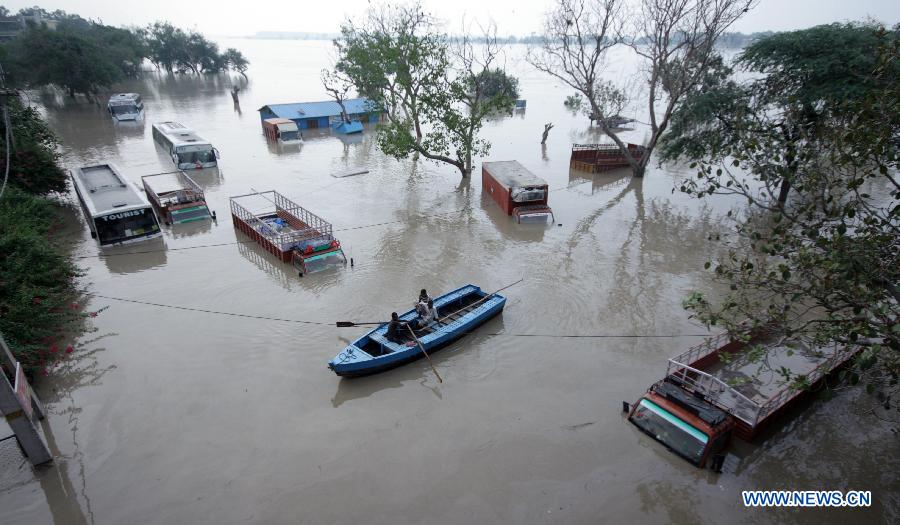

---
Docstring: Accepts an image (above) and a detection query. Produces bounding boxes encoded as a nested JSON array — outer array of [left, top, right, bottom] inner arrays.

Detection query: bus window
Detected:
[[95, 209, 160, 245], [176, 145, 216, 166]]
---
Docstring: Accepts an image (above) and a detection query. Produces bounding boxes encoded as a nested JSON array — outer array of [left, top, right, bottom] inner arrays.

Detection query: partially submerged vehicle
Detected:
[[71, 163, 161, 246], [570, 143, 646, 173], [625, 332, 858, 469], [152, 121, 219, 170], [142, 171, 212, 225], [107, 93, 144, 121], [262, 118, 302, 144], [229, 190, 346, 276], [329, 285, 506, 377], [482, 161, 554, 223]]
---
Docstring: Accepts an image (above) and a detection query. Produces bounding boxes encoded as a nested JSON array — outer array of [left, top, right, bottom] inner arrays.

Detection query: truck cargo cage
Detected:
[[142, 171, 211, 224], [570, 143, 646, 173], [229, 190, 346, 274], [665, 333, 857, 430]]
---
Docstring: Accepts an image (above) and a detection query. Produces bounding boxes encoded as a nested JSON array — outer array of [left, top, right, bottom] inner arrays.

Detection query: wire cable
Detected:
[[87, 293, 711, 338], [75, 206, 476, 259], [88, 294, 331, 325]]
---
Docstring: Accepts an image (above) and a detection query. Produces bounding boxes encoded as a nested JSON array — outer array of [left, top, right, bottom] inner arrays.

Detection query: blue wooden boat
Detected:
[[329, 284, 506, 377]]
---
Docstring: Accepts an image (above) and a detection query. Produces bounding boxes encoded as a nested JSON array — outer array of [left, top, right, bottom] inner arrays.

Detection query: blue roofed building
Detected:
[[257, 98, 383, 130]]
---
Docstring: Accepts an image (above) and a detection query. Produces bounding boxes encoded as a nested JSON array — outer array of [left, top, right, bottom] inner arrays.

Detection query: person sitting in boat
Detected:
[[385, 312, 407, 344], [421, 299, 436, 325], [409, 299, 436, 331]]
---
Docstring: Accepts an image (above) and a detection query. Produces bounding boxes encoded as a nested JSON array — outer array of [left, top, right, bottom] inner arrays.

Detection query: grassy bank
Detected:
[[0, 187, 86, 376]]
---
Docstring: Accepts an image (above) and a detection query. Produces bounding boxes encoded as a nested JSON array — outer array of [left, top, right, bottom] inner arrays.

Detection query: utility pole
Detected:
[[0, 333, 52, 465]]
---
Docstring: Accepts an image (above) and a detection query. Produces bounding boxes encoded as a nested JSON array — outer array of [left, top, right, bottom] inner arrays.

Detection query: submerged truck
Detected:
[[262, 118, 302, 144], [625, 332, 858, 469]]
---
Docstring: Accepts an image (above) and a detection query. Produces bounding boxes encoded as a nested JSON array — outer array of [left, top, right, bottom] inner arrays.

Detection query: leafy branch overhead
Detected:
[[667, 23, 900, 412]]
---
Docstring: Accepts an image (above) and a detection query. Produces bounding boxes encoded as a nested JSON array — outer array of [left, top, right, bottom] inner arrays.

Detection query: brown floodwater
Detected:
[[0, 40, 896, 524]]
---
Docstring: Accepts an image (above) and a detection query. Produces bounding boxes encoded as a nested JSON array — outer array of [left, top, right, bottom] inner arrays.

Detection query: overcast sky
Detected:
[[5, 0, 899, 37]]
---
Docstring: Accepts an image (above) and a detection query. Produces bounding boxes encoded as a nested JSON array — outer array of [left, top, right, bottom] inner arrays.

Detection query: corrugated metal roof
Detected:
[[258, 98, 376, 120]]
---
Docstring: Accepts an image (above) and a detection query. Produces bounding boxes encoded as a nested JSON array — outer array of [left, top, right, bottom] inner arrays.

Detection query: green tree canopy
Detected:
[[661, 23, 896, 204], [144, 22, 249, 76], [332, 2, 518, 178], [4, 21, 132, 97]]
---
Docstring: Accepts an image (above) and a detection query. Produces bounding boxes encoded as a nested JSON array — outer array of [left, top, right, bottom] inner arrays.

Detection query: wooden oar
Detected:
[[337, 278, 524, 328], [407, 325, 442, 383], [437, 278, 524, 324]]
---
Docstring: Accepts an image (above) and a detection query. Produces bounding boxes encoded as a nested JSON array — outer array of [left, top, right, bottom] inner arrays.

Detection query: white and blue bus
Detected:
[[71, 163, 162, 246], [152, 121, 219, 170], [107, 93, 144, 121]]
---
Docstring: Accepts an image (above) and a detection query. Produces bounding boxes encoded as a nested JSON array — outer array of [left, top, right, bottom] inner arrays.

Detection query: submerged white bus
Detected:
[[107, 93, 144, 121], [152, 121, 219, 170], [71, 163, 162, 246]]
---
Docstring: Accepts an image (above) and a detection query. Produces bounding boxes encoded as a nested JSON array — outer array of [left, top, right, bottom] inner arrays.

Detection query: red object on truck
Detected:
[[482, 161, 554, 223]]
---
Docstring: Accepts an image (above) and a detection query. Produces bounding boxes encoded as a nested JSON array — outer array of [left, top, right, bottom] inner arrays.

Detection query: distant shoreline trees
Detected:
[[0, 6, 249, 97], [142, 22, 249, 78]]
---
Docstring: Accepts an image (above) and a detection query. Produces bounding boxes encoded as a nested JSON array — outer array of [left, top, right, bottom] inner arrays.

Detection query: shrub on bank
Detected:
[[0, 185, 84, 377]]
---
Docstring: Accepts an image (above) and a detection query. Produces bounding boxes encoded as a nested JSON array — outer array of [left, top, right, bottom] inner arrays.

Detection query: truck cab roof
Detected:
[[653, 379, 729, 427]]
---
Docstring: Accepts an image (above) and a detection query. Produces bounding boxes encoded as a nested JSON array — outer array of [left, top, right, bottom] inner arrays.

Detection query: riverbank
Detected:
[[0, 186, 86, 376], [0, 96, 87, 378]]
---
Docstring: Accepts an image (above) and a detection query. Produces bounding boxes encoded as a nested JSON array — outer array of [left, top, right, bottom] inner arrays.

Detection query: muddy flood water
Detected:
[[1, 40, 897, 524]]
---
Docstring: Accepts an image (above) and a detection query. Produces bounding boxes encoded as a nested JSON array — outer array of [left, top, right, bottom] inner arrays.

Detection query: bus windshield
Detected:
[[176, 145, 215, 166], [95, 208, 159, 245], [630, 399, 708, 465], [110, 104, 137, 115]]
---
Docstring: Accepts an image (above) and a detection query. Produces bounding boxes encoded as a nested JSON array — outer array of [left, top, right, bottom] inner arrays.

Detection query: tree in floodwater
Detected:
[[3, 17, 145, 97], [672, 24, 900, 414], [331, 3, 518, 178], [222, 48, 249, 79], [321, 69, 354, 123], [144, 22, 249, 76], [527, 0, 756, 177]]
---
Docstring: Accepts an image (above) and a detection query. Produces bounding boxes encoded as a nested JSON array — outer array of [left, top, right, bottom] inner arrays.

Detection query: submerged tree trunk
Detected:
[[541, 123, 553, 145]]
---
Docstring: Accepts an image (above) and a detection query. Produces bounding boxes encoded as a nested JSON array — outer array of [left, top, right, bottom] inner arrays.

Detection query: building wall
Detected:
[[259, 109, 384, 128]]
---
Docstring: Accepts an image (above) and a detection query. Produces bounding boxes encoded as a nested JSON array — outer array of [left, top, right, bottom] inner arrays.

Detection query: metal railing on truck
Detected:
[[229, 190, 333, 258], [666, 334, 857, 428]]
